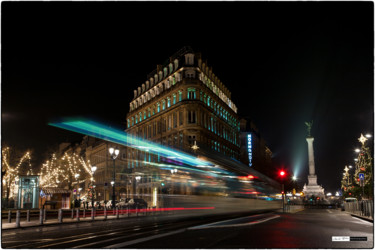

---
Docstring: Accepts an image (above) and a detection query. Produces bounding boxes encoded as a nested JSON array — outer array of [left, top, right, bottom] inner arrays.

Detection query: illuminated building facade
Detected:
[[239, 118, 273, 177], [124, 47, 241, 205]]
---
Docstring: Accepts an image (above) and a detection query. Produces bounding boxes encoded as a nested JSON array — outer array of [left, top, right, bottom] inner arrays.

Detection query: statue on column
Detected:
[[305, 121, 313, 137]]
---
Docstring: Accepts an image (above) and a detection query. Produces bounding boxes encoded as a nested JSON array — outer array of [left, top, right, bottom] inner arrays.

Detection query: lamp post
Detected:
[[109, 146, 119, 209], [91, 166, 97, 208], [74, 173, 80, 208], [135, 176, 141, 198]]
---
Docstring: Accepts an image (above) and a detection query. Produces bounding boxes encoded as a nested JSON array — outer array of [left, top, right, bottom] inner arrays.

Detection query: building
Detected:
[[124, 47, 241, 206], [239, 117, 273, 177]]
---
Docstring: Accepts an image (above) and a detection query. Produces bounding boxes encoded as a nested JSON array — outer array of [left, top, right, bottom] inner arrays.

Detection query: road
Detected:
[[1, 208, 373, 248]]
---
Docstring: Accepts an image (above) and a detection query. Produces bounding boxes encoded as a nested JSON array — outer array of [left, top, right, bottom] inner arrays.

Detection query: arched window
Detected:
[[173, 93, 176, 105], [207, 96, 211, 107], [135, 115, 138, 124], [152, 105, 155, 115], [164, 67, 168, 78], [157, 102, 160, 113], [178, 90, 183, 101], [174, 59, 179, 70], [169, 63, 173, 74], [139, 112, 142, 122], [162, 100, 166, 110], [159, 71, 163, 81], [143, 111, 146, 120], [148, 108, 151, 118], [167, 97, 171, 108]]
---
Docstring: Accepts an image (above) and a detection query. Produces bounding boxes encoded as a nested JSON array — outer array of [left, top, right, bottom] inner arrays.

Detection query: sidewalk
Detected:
[[2, 209, 150, 230]]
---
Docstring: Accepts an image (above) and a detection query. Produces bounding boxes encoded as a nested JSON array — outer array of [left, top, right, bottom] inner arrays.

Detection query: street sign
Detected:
[[359, 173, 365, 181]]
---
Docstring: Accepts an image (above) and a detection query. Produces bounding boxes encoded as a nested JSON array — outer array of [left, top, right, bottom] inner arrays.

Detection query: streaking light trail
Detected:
[[49, 119, 231, 176]]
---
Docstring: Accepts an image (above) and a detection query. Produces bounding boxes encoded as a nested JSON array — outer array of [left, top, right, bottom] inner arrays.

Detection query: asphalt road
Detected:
[[2, 208, 373, 249]]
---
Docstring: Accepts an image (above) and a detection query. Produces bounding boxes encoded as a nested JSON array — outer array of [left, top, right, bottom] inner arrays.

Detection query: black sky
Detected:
[[2, 1, 374, 193]]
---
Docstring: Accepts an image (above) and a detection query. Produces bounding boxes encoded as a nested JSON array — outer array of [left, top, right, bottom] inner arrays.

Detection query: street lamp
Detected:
[[91, 166, 97, 208], [74, 173, 80, 207], [109, 146, 119, 209], [135, 176, 141, 198]]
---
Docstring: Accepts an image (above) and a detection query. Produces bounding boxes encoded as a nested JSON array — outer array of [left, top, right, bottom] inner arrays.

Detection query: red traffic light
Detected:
[[279, 170, 286, 177]]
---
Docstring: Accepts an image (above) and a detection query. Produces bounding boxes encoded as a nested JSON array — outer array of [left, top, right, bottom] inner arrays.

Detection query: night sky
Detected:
[[2, 2, 373, 193]]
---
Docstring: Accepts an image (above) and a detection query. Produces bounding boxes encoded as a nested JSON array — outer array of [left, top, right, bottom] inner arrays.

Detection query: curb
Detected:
[[350, 214, 373, 223]]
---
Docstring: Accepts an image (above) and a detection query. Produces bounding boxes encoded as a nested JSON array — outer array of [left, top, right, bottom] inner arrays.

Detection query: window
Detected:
[[152, 106, 155, 115], [179, 111, 183, 125], [169, 63, 173, 74], [204, 94, 207, 104], [144, 111, 146, 120], [127, 119, 130, 128], [157, 102, 160, 113], [188, 111, 196, 124], [207, 96, 210, 107], [174, 59, 179, 70], [187, 88, 196, 99], [188, 135, 196, 145], [164, 68, 168, 78], [139, 112, 142, 122], [167, 97, 171, 108], [173, 112, 177, 128], [168, 115, 172, 130], [162, 118, 166, 132], [173, 94, 176, 105], [148, 108, 151, 118], [135, 115, 138, 124], [162, 100, 166, 110], [178, 90, 183, 101], [172, 76, 176, 85], [132, 117, 134, 126], [200, 91, 203, 101]]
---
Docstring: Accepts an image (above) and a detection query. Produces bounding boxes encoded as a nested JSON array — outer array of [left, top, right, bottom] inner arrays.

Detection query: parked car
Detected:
[[106, 200, 118, 208], [116, 198, 131, 208], [131, 198, 148, 209]]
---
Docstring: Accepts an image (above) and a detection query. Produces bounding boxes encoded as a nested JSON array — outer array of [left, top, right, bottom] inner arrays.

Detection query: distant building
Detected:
[[239, 117, 273, 177]]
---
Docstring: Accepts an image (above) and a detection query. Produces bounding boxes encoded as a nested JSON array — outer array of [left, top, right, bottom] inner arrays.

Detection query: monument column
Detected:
[[306, 137, 315, 175]]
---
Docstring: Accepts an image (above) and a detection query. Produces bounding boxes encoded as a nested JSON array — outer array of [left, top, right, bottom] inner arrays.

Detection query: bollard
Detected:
[[91, 208, 94, 220], [39, 209, 43, 225], [16, 210, 21, 228], [44, 209, 47, 221], [58, 209, 63, 223], [71, 209, 74, 219], [136, 206, 138, 217], [27, 210, 30, 222], [104, 207, 107, 220], [76, 209, 80, 221], [116, 207, 119, 219], [8, 210, 11, 223]]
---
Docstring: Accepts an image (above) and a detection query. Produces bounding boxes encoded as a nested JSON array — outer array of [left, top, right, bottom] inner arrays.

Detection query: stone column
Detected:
[[306, 137, 315, 175]]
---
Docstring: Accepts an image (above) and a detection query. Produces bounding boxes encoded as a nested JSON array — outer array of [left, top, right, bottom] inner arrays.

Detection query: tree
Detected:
[[1, 147, 33, 201]]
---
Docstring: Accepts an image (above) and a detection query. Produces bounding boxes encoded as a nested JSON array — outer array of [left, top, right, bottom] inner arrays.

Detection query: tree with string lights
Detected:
[[1, 147, 33, 203], [353, 134, 373, 199]]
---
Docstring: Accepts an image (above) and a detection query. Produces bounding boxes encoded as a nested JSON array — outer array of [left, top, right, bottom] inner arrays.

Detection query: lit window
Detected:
[[157, 102, 160, 113], [167, 97, 171, 108], [178, 90, 182, 101], [127, 119, 130, 128], [173, 94, 176, 105], [162, 100, 166, 110], [148, 108, 151, 117], [188, 88, 196, 99], [135, 115, 138, 124], [207, 96, 210, 107], [132, 117, 134, 126], [139, 112, 142, 122], [144, 111, 146, 120]]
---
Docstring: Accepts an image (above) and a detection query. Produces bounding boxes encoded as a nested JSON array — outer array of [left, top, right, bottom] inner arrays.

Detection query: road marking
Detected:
[[326, 209, 333, 213], [188, 214, 280, 230], [104, 229, 186, 248]]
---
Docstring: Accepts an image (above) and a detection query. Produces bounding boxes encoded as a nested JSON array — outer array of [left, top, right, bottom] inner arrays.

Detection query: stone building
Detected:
[[239, 117, 273, 177], [124, 46, 241, 206]]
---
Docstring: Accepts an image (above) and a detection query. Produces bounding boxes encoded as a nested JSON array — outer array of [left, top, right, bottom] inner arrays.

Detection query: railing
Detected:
[[344, 200, 373, 220]]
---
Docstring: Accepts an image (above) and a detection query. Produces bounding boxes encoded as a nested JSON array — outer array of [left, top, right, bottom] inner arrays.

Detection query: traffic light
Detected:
[[279, 170, 286, 177]]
